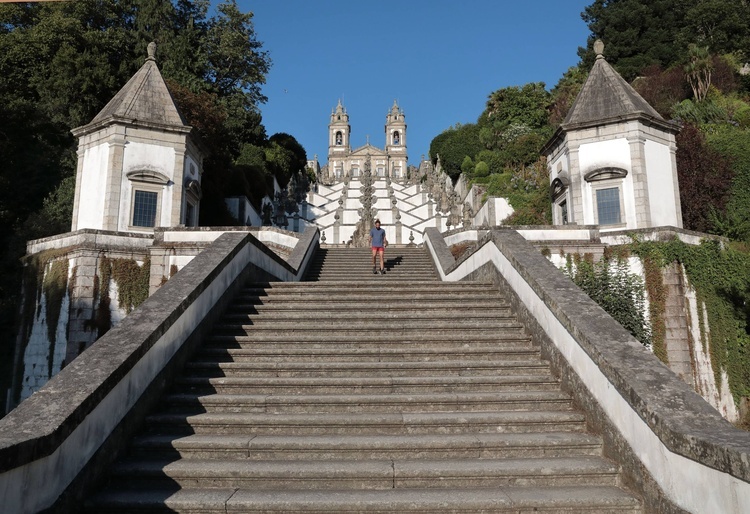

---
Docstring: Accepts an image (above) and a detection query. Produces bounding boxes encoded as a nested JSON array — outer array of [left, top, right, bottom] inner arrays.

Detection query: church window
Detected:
[[352, 166, 360, 177], [335, 131, 343, 145], [393, 131, 400, 145], [184, 179, 202, 227], [132, 190, 158, 227], [377, 167, 384, 177], [550, 176, 570, 225], [185, 201, 196, 227], [559, 199, 568, 224], [126, 169, 169, 230], [585, 168, 627, 227], [595, 187, 622, 225], [393, 166, 401, 178]]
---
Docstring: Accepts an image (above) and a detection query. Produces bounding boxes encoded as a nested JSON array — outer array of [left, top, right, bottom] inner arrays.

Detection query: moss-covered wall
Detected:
[[550, 238, 750, 423], [10, 250, 151, 411]]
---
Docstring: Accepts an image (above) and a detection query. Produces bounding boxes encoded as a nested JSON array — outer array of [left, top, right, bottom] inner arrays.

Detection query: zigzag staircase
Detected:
[[86, 247, 643, 512]]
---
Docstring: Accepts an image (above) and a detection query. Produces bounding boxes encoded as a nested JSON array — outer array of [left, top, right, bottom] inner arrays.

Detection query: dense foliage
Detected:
[[563, 253, 652, 348], [578, 0, 750, 81], [632, 239, 750, 402], [429, 83, 555, 225]]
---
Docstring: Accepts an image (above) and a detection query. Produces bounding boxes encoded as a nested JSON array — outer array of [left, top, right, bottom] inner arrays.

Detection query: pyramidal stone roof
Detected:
[[74, 42, 189, 135], [562, 40, 666, 129]]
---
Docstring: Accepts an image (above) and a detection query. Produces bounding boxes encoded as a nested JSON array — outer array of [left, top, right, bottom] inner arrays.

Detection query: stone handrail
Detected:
[[424, 227, 750, 514], [0, 227, 319, 513]]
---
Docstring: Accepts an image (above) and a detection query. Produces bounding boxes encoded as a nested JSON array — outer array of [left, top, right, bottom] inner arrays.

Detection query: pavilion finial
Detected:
[[147, 41, 157, 62], [594, 39, 605, 60]]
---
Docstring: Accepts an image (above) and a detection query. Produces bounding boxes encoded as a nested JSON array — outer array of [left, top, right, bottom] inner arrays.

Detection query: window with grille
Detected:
[[596, 187, 621, 225], [133, 190, 158, 227], [560, 199, 568, 224]]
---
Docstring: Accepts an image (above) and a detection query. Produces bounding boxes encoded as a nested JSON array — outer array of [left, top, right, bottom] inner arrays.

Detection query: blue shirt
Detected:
[[370, 226, 386, 247]]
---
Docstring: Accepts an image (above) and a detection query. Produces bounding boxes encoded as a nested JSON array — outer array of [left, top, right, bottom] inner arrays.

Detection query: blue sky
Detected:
[[234, 1, 593, 166]]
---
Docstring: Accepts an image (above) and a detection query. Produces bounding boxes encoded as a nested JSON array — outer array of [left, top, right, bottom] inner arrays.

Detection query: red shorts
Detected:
[[372, 246, 384, 252]]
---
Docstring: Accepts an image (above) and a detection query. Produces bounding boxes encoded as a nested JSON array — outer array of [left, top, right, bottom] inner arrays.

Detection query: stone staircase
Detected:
[[304, 247, 437, 281], [86, 247, 643, 512]]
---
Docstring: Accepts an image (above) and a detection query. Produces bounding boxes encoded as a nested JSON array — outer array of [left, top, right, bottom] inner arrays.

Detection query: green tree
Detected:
[[675, 123, 734, 233], [473, 161, 489, 178], [460, 156, 475, 176], [685, 44, 713, 101], [478, 82, 550, 151], [550, 65, 588, 126], [269, 133, 307, 177], [578, 0, 692, 81], [680, 0, 750, 57], [429, 123, 483, 180], [705, 125, 750, 241]]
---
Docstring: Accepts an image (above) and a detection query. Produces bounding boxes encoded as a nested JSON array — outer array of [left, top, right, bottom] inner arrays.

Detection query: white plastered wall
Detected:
[[118, 142, 176, 231], [578, 138, 637, 228], [77, 144, 109, 230], [644, 139, 680, 226]]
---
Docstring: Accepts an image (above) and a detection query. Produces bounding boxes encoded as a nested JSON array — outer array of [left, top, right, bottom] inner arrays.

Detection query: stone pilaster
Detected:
[[103, 129, 127, 231], [567, 145, 583, 225], [70, 146, 86, 231], [628, 134, 652, 228], [171, 146, 187, 226]]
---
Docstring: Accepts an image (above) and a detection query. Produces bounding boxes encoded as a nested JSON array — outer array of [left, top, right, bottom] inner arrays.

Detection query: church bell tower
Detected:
[[385, 100, 407, 179]]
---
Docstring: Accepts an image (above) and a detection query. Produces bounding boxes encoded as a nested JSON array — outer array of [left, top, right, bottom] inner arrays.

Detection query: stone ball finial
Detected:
[[594, 39, 605, 59], [147, 41, 157, 61]]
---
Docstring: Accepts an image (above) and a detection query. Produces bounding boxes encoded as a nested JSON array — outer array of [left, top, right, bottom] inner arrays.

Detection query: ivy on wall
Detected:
[[562, 252, 652, 349], [558, 238, 750, 405], [94, 255, 151, 337], [12, 250, 73, 403], [631, 238, 750, 403]]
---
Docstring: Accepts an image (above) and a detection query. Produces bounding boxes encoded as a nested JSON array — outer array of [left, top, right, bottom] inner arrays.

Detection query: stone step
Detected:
[[224, 301, 512, 313], [129, 432, 603, 460], [222, 305, 516, 325], [106, 456, 621, 490], [310, 260, 433, 267], [194, 345, 538, 362], [175, 374, 561, 395], [207, 332, 530, 346], [241, 280, 495, 292], [214, 320, 527, 333], [161, 391, 573, 414], [307, 259, 434, 266], [87, 485, 642, 513], [306, 272, 438, 278], [233, 294, 508, 306], [145, 410, 588, 436], [219, 311, 516, 324], [182, 359, 550, 378], [306, 266, 435, 273]]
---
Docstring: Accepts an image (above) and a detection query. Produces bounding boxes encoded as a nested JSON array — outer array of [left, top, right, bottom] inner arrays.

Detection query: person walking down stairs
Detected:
[[369, 218, 387, 275]]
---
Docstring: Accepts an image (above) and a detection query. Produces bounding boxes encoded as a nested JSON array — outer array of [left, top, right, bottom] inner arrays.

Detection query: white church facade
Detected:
[[324, 100, 408, 182]]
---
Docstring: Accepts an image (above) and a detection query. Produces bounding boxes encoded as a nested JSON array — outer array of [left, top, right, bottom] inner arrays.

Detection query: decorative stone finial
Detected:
[[594, 39, 605, 59], [147, 41, 157, 61]]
